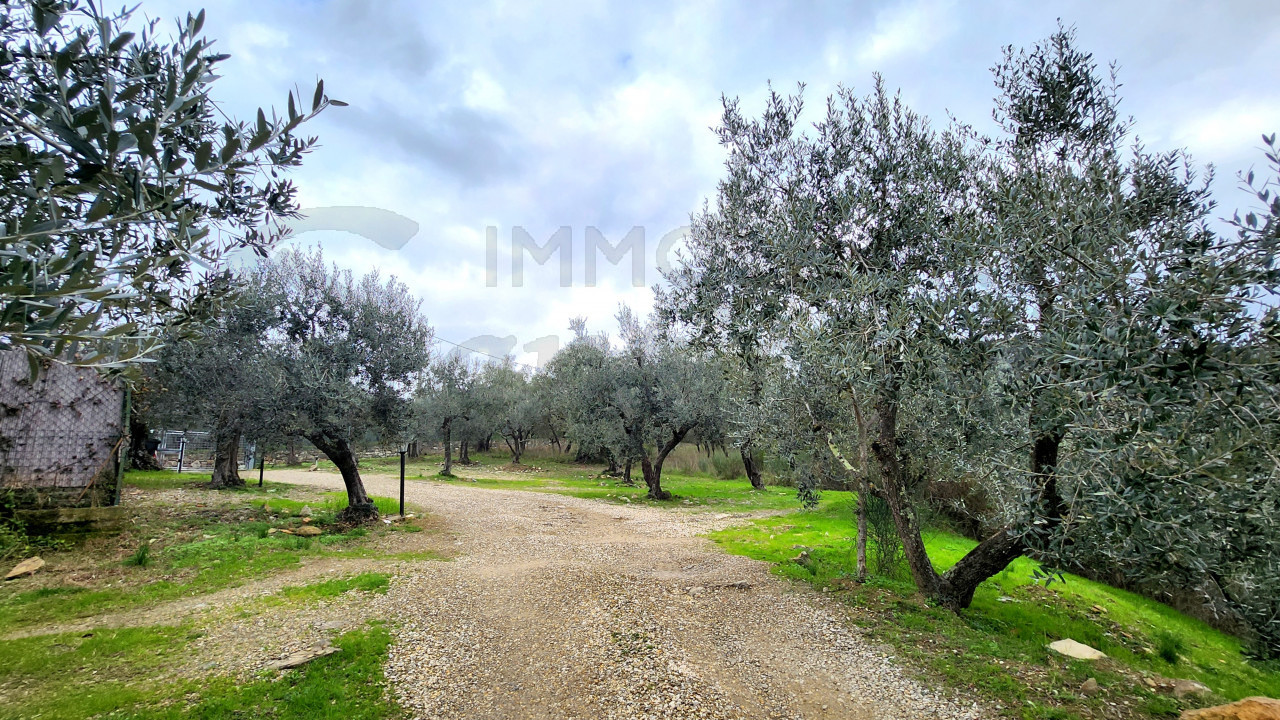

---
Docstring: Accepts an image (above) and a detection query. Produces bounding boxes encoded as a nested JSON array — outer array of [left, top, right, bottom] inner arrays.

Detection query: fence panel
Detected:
[[0, 352, 126, 508]]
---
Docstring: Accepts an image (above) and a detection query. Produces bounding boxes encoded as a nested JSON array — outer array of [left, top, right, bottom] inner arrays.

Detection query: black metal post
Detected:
[[399, 450, 406, 517], [176, 436, 186, 474], [259, 453, 265, 488]]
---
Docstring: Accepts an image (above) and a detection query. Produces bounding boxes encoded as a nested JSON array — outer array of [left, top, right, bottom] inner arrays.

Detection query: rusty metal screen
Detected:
[[0, 351, 127, 508]]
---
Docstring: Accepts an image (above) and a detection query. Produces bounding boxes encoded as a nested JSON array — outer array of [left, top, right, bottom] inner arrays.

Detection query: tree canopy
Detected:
[[0, 1, 337, 370]]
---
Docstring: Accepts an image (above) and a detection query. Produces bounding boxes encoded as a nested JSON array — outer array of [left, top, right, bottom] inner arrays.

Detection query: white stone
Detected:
[[1048, 638, 1106, 661]]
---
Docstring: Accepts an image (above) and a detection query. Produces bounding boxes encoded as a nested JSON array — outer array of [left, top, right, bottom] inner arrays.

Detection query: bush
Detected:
[[866, 494, 906, 579], [711, 453, 745, 480]]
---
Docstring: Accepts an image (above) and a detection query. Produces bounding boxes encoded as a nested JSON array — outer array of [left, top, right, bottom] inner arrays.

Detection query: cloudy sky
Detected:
[[144, 0, 1279, 366]]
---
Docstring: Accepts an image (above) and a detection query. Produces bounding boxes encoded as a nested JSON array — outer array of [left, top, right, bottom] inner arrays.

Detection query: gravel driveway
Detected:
[[269, 469, 986, 720]]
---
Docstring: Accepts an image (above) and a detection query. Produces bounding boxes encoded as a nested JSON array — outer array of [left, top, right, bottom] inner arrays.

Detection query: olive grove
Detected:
[[660, 28, 1280, 652]]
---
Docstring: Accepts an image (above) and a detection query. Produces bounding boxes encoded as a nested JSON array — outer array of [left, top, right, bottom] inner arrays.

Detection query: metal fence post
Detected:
[[399, 449, 406, 517], [259, 453, 265, 488], [176, 435, 186, 474]]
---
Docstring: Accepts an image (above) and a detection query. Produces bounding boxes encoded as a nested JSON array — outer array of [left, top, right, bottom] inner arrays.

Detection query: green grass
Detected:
[[122, 469, 295, 493], [123, 541, 152, 567], [709, 497, 1280, 718], [375, 452, 825, 513], [542, 474, 821, 511], [0, 476, 429, 634], [263, 572, 391, 606], [0, 623, 404, 720]]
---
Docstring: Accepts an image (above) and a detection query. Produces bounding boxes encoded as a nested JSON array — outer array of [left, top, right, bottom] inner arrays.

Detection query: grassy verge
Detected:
[[339, 448, 829, 513], [709, 498, 1280, 719], [459, 472, 821, 512], [0, 622, 404, 720], [259, 572, 392, 607], [0, 472, 434, 634]]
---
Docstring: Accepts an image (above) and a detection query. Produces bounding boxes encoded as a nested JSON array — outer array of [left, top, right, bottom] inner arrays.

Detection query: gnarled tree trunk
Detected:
[[740, 444, 764, 490], [286, 436, 299, 466], [127, 410, 162, 471], [640, 425, 692, 500], [869, 357, 1067, 610], [459, 439, 471, 465], [441, 419, 454, 475], [210, 418, 245, 489], [870, 378, 943, 599], [305, 431, 376, 521]]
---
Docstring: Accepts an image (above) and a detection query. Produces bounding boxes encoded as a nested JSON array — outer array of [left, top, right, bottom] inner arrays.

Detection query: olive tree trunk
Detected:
[[127, 410, 162, 471], [210, 413, 245, 489], [441, 419, 454, 475], [869, 361, 1065, 610], [740, 445, 764, 490], [305, 431, 377, 521], [640, 425, 692, 500]]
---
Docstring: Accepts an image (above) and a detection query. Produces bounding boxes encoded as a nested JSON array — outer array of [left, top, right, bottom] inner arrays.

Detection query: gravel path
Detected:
[[269, 470, 987, 720]]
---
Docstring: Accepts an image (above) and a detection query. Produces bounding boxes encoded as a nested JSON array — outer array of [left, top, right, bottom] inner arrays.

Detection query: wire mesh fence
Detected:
[[0, 351, 126, 508], [152, 430, 261, 472]]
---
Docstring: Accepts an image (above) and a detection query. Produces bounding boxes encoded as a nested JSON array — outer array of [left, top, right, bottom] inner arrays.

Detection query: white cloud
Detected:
[[134, 0, 1279, 360], [1170, 96, 1280, 167], [857, 0, 955, 66]]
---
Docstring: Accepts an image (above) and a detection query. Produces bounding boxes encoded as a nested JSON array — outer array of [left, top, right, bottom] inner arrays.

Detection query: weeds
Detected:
[[1156, 630, 1185, 665], [0, 522, 29, 563], [123, 541, 151, 567]]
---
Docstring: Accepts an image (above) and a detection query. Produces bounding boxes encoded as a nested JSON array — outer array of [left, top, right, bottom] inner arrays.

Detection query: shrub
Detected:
[[866, 494, 906, 579], [711, 453, 745, 480]]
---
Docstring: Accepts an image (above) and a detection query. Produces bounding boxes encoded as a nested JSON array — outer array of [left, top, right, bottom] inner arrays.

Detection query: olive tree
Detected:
[[547, 309, 724, 499], [480, 360, 538, 464], [540, 319, 627, 471], [663, 77, 1001, 606], [417, 351, 478, 476], [984, 31, 1280, 651], [148, 272, 276, 488], [665, 27, 1280, 648], [0, 2, 336, 369], [262, 248, 432, 520]]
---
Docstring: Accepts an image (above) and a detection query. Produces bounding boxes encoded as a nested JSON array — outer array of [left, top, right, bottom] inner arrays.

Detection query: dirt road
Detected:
[[268, 469, 985, 720]]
